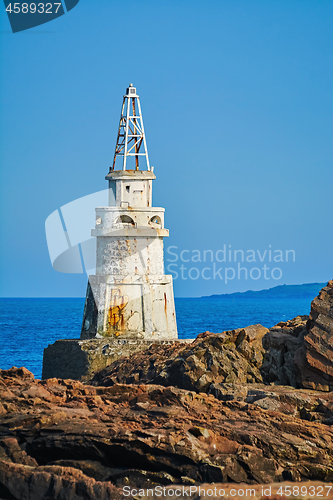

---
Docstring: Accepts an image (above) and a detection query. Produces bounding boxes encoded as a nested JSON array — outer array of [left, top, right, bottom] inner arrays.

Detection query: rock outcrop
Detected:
[[90, 324, 268, 390], [295, 280, 333, 391], [260, 315, 307, 387], [1, 367, 333, 499], [42, 338, 188, 381], [260, 281, 333, 391]]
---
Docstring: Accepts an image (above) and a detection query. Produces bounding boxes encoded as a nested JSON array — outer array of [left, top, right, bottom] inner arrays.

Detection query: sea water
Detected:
[[0, 296, 315, 379]]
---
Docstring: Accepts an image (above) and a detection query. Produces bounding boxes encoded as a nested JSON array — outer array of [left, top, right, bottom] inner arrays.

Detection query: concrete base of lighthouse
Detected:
[[42, 337, 193, 382]]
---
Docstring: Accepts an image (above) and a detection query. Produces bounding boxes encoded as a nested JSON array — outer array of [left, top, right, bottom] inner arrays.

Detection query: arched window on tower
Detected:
[[114, 215, 135, 227], [149, 215, 162, 229]]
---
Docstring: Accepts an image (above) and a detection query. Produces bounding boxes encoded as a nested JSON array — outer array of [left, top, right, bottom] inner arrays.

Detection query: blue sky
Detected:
[[0, 0, 332, 297]]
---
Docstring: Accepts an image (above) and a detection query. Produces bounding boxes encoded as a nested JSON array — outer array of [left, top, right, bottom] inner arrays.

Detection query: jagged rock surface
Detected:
[[295, 280, 333, 391], [90, 324, 268, 390], [0, 367, 333, 499], [260, 281, 333, 391], [260, 315, 307, 387]]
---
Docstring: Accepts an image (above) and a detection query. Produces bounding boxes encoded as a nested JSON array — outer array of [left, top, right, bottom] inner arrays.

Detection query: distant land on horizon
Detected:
[[200, 282, 327, 300], [0, 283, 328, 300]]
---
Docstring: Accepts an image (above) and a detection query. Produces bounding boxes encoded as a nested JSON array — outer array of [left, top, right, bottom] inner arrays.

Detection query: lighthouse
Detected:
[[81, 84, 178, 341], [42, 84, 183, 380]]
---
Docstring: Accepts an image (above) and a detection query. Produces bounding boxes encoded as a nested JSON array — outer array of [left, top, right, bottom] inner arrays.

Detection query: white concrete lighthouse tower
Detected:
[[81, 84, 178, 341]]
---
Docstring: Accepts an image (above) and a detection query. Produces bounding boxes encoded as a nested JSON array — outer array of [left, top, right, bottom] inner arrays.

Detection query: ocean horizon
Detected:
[[0, 282, 325, 379]]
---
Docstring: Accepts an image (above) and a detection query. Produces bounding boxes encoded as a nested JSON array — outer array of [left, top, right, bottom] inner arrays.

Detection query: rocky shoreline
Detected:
[[0, 281, 332, 499]]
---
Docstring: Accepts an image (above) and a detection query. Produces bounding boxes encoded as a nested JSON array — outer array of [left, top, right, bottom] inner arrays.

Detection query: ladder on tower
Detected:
[[111, 84, 150, 171]]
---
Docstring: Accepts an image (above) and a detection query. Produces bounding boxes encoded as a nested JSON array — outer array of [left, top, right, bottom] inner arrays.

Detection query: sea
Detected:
[[0, 291, 321, 379]]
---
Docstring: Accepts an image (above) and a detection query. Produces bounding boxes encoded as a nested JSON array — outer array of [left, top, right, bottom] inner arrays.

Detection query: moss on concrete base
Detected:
[[42, 338, 192, 381]]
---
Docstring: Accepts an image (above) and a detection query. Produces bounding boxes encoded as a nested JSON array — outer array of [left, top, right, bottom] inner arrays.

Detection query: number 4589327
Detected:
[[276, 485, 333, 497], [6, 3, 62, 14]]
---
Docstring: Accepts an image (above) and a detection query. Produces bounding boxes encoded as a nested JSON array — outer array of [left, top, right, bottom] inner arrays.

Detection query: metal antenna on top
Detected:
[[111, 84, 150, 171]]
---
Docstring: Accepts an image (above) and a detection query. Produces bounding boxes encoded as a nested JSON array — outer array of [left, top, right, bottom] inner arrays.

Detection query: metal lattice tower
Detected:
[[111, 84, 150, 171]]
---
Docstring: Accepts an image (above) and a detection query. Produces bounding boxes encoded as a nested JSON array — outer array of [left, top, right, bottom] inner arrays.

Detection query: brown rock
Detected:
[[260, 316, 308, 387], [295, 281, 333, 391], [0, 437, 38, 467], [90, 324, 268, 390], [0, 460, 122, 500], [0, 367, 333, 498]]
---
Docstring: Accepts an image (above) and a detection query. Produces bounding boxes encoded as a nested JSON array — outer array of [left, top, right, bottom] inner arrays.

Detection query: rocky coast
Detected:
[[0, 281, 332, 499]]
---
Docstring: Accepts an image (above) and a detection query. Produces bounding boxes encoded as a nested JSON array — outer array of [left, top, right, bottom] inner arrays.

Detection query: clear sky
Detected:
[[0, 0, 332, 297]]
